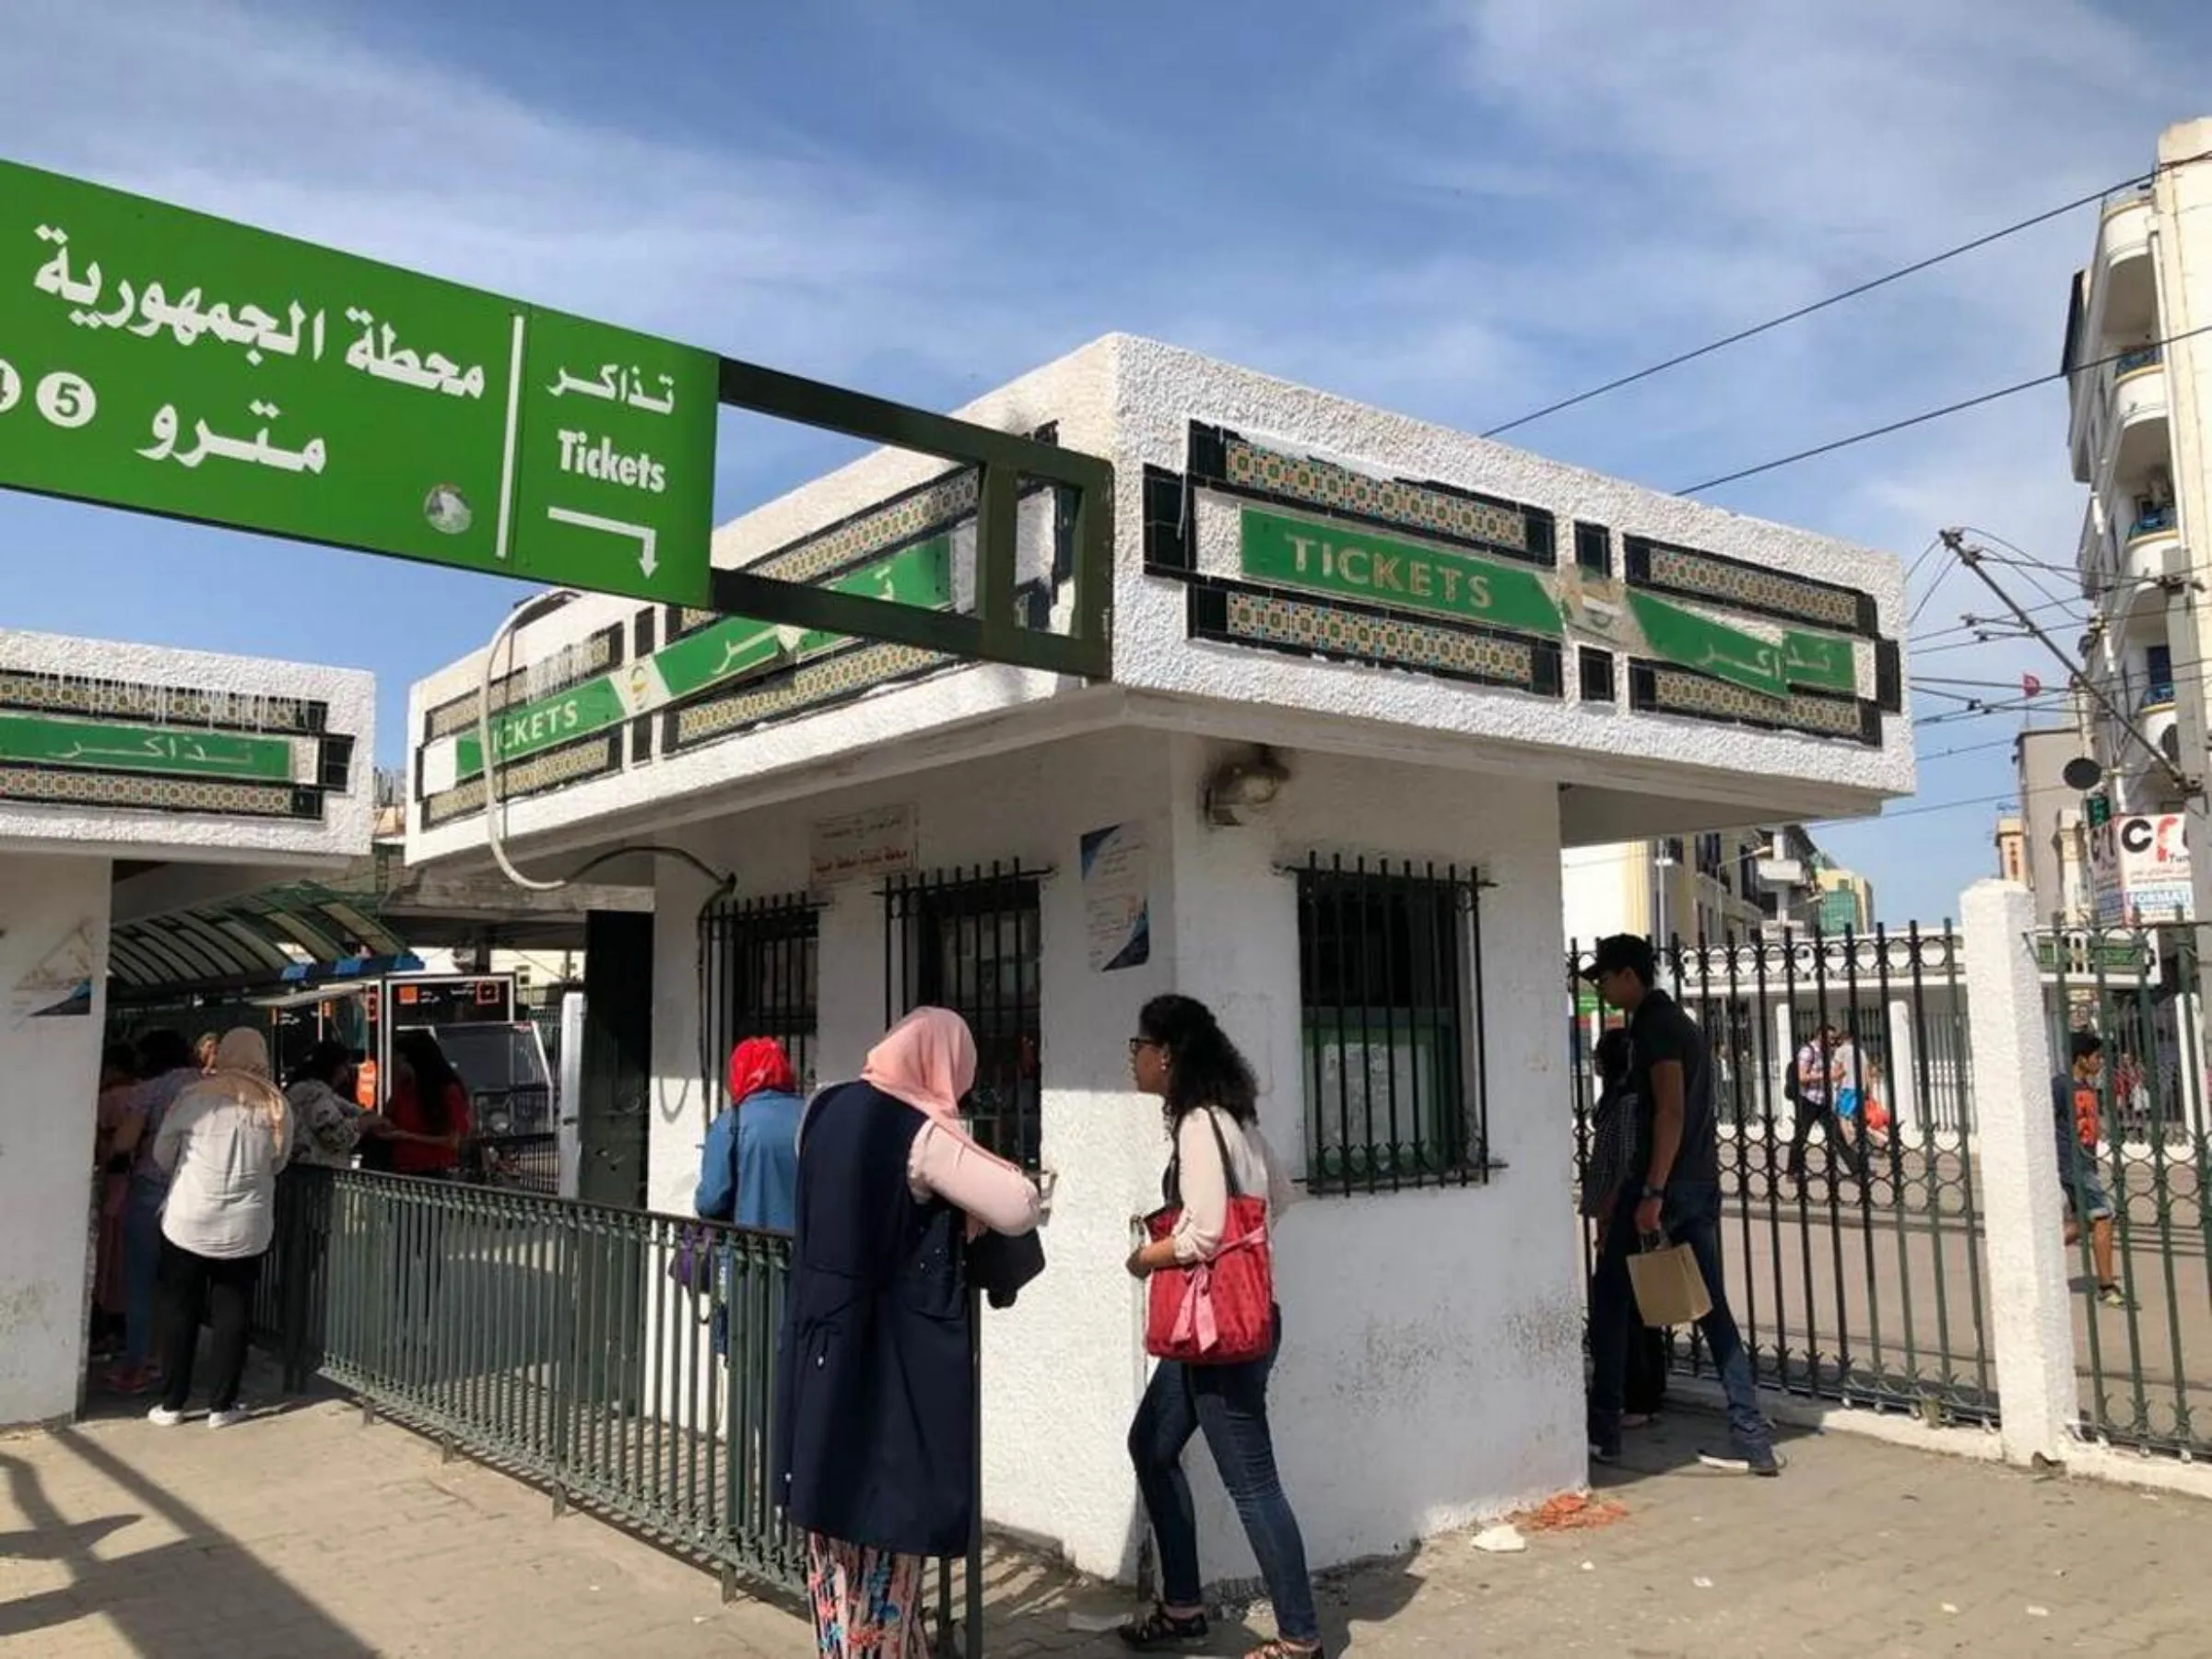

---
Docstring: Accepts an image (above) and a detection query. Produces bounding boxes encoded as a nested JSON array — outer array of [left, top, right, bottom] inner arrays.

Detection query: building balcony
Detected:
[[2112, 509, 2182, 626], [2105, 347, 2171, 489], [2098, 189, 2159, 337]]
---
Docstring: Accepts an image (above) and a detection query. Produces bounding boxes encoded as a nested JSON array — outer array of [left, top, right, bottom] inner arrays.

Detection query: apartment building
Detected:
[[2064, 118, 2210, 923], [1562, 825, 1837, 948]]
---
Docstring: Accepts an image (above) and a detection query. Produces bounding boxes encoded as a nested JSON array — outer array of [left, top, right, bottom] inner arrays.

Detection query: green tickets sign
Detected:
[[449, 535, 956, 782], [1240, 506, 1564, 638], [0, 712, 299, 780], [0, 159, 717, 606]]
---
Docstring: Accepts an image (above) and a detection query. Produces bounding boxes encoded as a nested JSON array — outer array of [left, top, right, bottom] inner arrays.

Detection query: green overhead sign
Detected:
[[0, 159, 717, 606]]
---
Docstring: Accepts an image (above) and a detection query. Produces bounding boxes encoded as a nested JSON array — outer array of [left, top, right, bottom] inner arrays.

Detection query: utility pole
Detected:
[[1942, 529, 2212, 1077]]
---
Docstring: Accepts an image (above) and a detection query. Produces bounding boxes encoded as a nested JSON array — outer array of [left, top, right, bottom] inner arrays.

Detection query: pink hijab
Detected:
[[861, 1007, 976, 1130]]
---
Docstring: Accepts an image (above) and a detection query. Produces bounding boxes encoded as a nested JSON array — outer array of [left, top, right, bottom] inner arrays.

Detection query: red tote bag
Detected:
[[1144, 1110, 1275, 1365]]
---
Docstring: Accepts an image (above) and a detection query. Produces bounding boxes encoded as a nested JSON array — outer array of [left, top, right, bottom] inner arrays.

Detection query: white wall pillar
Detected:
[[0, 853, 112, 1429], [1886, 997, 1919, 1134], [1771, 998, 1798, 1127], [1960, 879, 2077, 1465]]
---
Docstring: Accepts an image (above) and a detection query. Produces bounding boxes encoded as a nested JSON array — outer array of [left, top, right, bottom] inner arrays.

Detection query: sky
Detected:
[[3, 0, 2210, 923]]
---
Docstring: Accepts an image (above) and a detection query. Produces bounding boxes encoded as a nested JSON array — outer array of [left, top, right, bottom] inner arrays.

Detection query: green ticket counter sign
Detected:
[[0, 159, 716, 606]]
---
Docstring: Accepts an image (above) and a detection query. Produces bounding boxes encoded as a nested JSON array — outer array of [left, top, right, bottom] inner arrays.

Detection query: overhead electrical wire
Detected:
[[1674, 322, 2212, 495], [1477, 155, 2209, 441]]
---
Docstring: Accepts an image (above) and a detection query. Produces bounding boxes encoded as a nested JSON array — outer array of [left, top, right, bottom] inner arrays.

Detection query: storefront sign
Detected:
[[809, 803, 917, 886], [0, 711, 300, 780], [2089, 811, 2192, 924], [444, 536, 955, 782], [0, 159, 717, 606], [1240, 507, 1563, 638]]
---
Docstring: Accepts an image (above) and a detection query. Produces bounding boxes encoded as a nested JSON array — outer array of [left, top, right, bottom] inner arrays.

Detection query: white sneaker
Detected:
[[147, 1406, 185, 1428], [206, 1407, 251, 1430]]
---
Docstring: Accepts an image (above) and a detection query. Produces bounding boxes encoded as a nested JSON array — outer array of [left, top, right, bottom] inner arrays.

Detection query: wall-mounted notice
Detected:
[[10, 919, 96, 1023], [1082, 820, 1151, 972], [809, 802, 917, 887]]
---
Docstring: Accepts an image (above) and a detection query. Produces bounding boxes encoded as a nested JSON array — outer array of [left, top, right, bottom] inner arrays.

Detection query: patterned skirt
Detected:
[[806, 1533, 928, 1657]]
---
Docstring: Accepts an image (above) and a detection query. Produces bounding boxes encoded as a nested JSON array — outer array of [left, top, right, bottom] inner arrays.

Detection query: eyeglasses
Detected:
[[1128, 1037, 1161, 1056]]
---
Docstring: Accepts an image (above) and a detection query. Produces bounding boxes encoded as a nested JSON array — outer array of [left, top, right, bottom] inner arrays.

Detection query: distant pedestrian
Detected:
[[148, 1028, 294, 1428], [1582, 935, 1778, 1477], [194, 1031, 220, 1074], [2054, 1030, 2130, 1310], [1120, 994, 1321, 1658], [1581, 1027, 1666, 1427], [91, 1043, 140, 1359], [1785, 1022, 1868, 1188], [774, 1008, 1040, 1658]]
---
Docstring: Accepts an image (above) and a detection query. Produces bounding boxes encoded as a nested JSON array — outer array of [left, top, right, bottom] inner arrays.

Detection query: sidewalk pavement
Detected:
[[2, 1375, 2203, 1656]]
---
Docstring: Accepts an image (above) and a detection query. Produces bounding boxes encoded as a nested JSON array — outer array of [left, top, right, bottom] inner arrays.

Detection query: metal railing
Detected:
[[1570, 925, 1996, 1425], [255, 1170, 982, 1653], [2043, 921, 2212, 1459]]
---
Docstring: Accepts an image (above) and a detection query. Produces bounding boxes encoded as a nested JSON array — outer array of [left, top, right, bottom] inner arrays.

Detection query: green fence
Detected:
[[257, 1169, 982, 1653]]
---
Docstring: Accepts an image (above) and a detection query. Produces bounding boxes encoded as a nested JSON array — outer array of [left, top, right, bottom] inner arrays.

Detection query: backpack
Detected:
[[1783, 1047, 1807, 1107]]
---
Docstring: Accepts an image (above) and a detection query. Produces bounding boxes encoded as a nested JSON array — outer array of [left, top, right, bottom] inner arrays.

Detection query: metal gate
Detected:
[[2041, 922, 2212, 1458], [1570, 925, 1997, 1425]]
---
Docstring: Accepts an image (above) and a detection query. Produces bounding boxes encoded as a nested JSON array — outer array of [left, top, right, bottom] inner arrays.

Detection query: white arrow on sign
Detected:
[[546, 505, 659, 579]]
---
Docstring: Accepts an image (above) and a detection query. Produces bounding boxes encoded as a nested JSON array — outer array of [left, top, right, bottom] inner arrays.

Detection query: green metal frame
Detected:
[[712, 358, 1114, 680]]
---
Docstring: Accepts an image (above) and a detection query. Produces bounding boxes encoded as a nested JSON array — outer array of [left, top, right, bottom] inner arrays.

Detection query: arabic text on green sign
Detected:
[[1625, 591, 1857, 700], [0, 159, 717, 606], [0, 712, 297, 781], [452, 535, 957, 780], [1239, 507, 1563, 638]]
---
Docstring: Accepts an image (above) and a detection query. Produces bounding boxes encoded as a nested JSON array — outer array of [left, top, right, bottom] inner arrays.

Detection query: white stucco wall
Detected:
[[0, 629, 376, 863], [640, 729, 1583, 1580], [0, 853, 110, 1428]]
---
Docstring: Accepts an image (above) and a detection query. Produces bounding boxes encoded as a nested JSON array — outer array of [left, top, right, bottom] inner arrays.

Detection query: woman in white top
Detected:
[[149, 1027, 295, 1428], [1120, 994, 1321, 1659]]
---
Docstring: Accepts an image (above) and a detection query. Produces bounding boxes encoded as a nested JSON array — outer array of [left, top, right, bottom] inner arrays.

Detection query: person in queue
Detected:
[[1581, 1026, 1666, 1430], [383, 1031, 471, 1176], [1119, 994, 1321, 1659], [285, 1039, 385, 1169], [774, 1007, 1040, 1657], [104, 1029, 200, 1394], [91, 1043, 141, 1361], [697, 1036, 804, 1233], [148, 1028, 294, 1428]]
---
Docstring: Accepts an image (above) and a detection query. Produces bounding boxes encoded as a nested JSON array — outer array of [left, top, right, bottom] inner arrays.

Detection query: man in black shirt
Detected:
[[1582, 935, 1778, 1476]]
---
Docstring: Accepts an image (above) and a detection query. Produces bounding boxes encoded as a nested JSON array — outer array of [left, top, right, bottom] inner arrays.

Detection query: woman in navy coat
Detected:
[[774, 1007, 1040, 1655]]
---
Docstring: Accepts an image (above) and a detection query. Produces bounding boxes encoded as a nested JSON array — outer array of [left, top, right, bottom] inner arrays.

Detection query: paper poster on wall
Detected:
[[10, 920, 97, 1023], [809, 802, 917, 887], [1082, 820, 1151, 972]]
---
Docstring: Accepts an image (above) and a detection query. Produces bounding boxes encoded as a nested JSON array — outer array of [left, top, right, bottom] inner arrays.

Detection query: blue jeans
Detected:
[[121, 1189, 166, 1369], [1128, 1309, 1319, 1645], [1589, 1183, 1768, 1453]]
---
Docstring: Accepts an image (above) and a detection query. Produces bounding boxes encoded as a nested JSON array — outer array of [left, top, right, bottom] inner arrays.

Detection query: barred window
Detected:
[[701, 893, 820, 1101], [1296, 855, 1489, 1194], [884, 864, 1043, 1169]]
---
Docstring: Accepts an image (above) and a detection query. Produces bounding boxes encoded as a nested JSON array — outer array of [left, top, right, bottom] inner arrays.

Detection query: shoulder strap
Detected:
[[1201, 1106, 1244, 1200]]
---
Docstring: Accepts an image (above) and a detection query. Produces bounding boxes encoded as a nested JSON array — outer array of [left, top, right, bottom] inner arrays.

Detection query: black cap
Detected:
[[1580, 934, 1656, 983]]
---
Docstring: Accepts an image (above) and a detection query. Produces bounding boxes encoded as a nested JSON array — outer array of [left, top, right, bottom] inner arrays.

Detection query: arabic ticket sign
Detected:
[[0, 159, 717, 606]]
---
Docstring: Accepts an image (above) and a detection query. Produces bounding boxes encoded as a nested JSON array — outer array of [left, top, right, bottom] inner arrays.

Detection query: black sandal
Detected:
[[1118, 1604, 1209, 1650]]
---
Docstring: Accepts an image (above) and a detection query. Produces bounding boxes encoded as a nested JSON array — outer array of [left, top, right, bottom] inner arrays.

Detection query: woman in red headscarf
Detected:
[[695, 1037, 804, 1233]]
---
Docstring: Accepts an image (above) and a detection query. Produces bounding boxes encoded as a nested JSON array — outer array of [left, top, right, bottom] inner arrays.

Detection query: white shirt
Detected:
[[154, 1079, 295, 1259], [1170, 1106, 1297, 1265]]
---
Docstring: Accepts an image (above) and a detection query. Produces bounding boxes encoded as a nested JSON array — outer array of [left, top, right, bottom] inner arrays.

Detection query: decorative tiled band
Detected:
[[1189, 423, 1553, 566], [1187, 577, 1560, 698], [0, 765, 319, 818], [423, 626, 622, 742], [0, 669, 324, 735], [420, 734, 623, 828], [666, 639, 953, 753], [1630, 662, 1879, 745], [1625, 536, 1876, 636]]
